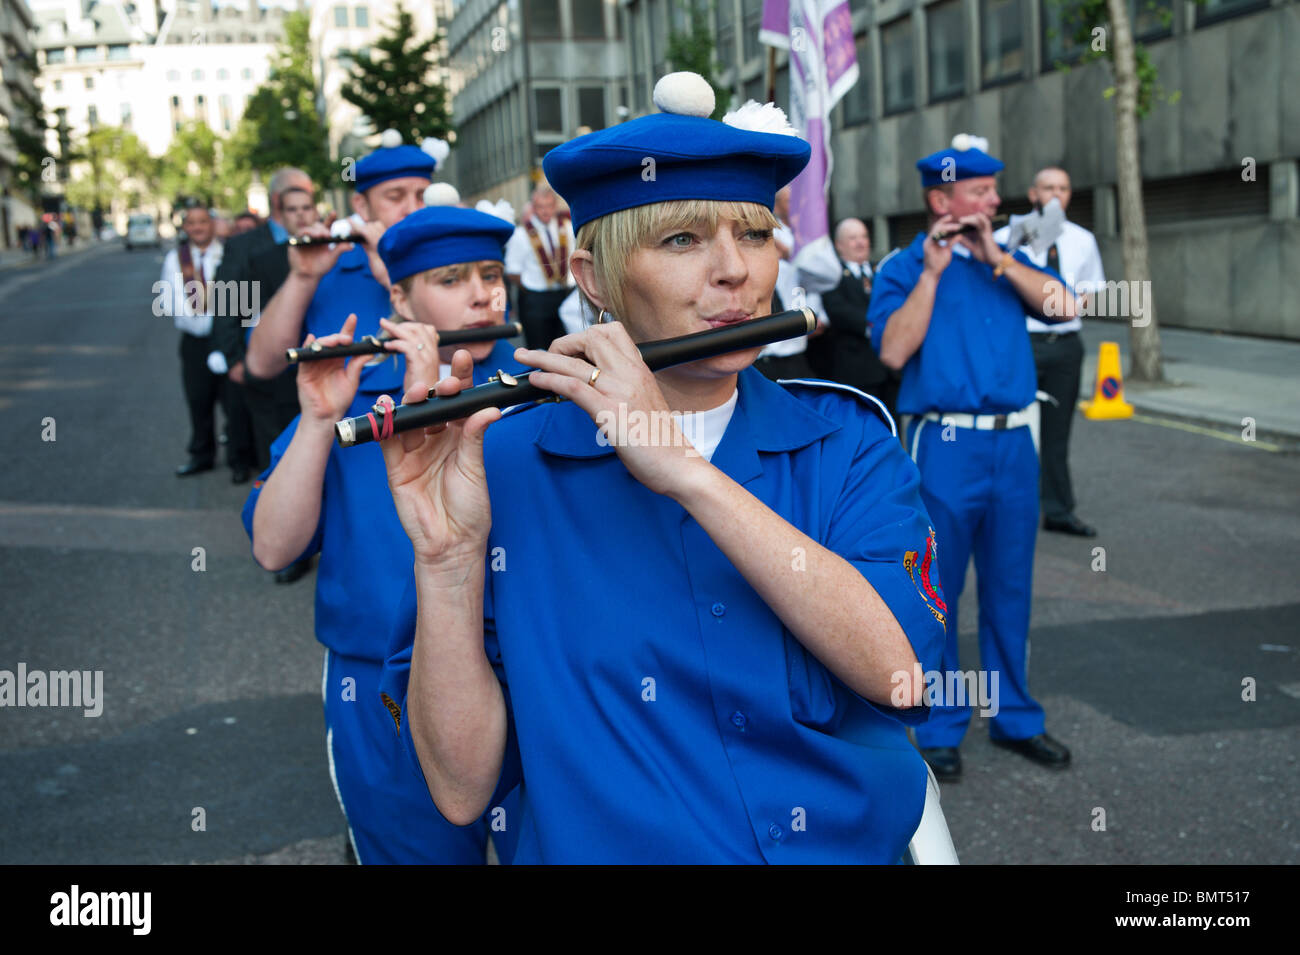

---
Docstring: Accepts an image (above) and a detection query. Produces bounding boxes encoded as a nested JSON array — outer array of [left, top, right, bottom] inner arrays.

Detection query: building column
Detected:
[[1269, 159, 1298, 221], [1093, 183, 1117, 237]]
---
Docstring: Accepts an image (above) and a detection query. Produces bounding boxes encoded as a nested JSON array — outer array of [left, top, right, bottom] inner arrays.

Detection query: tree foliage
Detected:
[[228, 10, 332, 187], [665, 3, 731, 120], [340, 2, 453, 144], [8, 76, 51, 205], [64, 126, 159, 212]]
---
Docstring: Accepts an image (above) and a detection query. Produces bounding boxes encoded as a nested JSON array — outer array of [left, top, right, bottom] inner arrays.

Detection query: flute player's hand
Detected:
[[296, 314, 368, 426], [516, 323, 711, 500], [378, 349, 501, 566]]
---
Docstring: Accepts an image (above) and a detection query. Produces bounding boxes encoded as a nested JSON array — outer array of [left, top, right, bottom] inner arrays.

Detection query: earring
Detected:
[[598, 309, 613, 324]]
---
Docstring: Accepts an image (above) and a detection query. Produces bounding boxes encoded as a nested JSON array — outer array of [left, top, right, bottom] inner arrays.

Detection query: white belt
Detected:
[[923, 402, 1036, 431]]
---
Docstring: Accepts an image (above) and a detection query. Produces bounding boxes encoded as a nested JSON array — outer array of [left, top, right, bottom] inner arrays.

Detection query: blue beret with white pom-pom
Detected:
[[542, 72, 810, 230], [354, 129, 439, 194]]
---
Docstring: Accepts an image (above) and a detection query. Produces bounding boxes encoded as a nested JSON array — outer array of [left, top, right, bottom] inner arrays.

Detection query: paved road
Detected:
[[1, 245, 1297, 864]]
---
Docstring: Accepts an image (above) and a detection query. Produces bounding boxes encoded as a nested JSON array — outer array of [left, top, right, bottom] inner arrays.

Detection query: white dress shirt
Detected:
[[760, 222, 827, 359], [504, 215, 577, 292], [160, 240, 223, 337], [994, 218, 1105, 334]]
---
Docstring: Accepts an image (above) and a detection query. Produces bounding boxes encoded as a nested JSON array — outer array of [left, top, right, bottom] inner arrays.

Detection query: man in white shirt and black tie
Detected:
[[162, 206, 231, 477], [995, 166, 1105, 537], [505, 183, 576, 348]]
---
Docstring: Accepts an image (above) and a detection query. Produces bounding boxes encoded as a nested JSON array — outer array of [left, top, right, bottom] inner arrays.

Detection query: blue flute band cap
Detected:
[[542, 73, 811, 231], [378, 206, 515, 284], [354, 144, 437, 195], [916, 134, 1004, 187]]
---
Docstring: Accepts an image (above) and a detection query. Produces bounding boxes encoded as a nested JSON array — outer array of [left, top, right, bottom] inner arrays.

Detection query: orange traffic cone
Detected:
[[1080, 341, 1134, 419]]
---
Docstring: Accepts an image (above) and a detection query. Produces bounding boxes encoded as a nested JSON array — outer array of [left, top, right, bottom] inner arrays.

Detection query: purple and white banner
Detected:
[[761, 0, 858, 289]]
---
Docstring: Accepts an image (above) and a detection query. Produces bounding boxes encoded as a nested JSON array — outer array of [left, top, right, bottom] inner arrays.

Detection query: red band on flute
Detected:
[[367, 394, 396, 441]]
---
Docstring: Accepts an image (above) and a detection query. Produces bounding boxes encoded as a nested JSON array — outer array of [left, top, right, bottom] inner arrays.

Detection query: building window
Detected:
[[121, 103, 132, 129], [355, 5, 370, 28], [46, 48, 66, 64], [53, 78, 63, 91], [573, 0, 604, 38], [219, 94, 233, 132], [84, 75, 94, 90], [193, 69, 204, 81], [242, 68, 253, 79], [334, 5, 348, 27], [1195, 0, 1268, 27], [981, 0, 1023, 86], [108, 44, 130, 61], [1133, 0, 1175, 39], [880, 16, 914, 115], [528, 0, 561, 37], [1041, 0, 1085, 68], [196, 95, 206, 120], [217, 68, 229, 80], [167, 69, 181, 81], [841, 33, 871, 126], [534, 88, 562, 132], [742, 0, 763, 62], [716, 0, 736, 73], [577, 86, 605, 130], [76, 46, 98, 63], [927, 0, 965, 102], [87, 105, 98, 127]]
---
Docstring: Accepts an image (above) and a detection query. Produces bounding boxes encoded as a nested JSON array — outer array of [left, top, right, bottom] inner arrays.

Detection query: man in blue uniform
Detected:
[[867, 135, 1078, 781]]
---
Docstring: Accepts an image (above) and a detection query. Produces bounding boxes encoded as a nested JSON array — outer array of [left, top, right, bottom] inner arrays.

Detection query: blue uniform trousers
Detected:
[[323, 650, 501, 864], [906, 419, 1046, 747]]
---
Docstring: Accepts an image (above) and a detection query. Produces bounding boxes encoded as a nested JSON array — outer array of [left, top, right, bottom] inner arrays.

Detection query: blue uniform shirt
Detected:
[[305, 246, 393, 344], [867, 233, 1062, 415], [381, 369, 948, 863], [242, 338, 521, 661]]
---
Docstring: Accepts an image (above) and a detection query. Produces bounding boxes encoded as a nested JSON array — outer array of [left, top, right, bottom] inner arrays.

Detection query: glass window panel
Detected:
[[529, 0, 561, 37], [578, 86, 605, 129], [981, 0, 1023, 85], [334, 5, 348, 27], [46, 48, 66, 64], [842, 32, 871, 126], [881, 16, 914, 115], [535, 88, 563, 131], [1132, 0, 1173, 39], [742, 0, 763, 61], [355, 5, 370, 28], [1041, 0, 1085, 68], [108, 45, 130, 61], [573, 0, 605, 38], [76, 46, 97, 62], [1196, 0, 1268, 27], [927, 0, 965, 101]]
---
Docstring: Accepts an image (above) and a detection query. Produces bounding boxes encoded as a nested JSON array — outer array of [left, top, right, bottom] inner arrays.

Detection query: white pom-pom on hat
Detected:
[[475, 198, 516, 224], [421, 137, 450, 165], [380, 128, 403, 149], [723, 100, 800, 137], [424, 182, 461, 207], [653, 72, 715, 118], [951, 133, 989, 152]]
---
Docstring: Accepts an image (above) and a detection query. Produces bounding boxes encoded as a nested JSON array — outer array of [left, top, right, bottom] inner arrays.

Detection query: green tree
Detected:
[[230, 10, 331, 187], [341, 2, 453, 144], [65, 126, 160, 214], [1045, 0, 1186, 382], [160, 121, 233, 209], [665, 3, 730, 120], [8, 81, 52, 207]]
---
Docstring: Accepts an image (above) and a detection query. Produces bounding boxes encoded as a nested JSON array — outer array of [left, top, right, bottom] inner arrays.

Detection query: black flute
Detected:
[[287, 322, 524, 363], [335, 307, 817, 447], [284, 232, 368, 247]]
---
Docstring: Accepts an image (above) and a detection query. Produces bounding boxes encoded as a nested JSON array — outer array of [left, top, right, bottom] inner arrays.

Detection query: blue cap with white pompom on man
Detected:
[[542, 72, 812, 231], [916, 134, 1005, 188]]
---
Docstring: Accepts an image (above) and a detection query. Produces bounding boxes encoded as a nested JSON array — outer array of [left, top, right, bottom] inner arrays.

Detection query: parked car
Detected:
[[125, 214, 160, 251]]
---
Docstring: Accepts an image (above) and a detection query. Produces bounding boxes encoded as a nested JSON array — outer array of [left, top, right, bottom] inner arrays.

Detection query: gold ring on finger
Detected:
[[588, 367, 601, 386]]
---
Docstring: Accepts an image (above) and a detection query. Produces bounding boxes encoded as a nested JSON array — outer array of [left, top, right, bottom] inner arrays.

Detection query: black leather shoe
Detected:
[[992, 733, 1071, 768], [176, 459, 214, 477], [274, 559, 311, 585], [1044, 515, 1096, 537], [920, 747, 962, 781], [230, 466, 251, 485]]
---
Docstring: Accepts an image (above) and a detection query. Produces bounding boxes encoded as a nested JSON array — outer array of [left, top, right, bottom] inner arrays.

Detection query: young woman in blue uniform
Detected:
[[377, 74, 949, 863], [242, 199, 521, 864]]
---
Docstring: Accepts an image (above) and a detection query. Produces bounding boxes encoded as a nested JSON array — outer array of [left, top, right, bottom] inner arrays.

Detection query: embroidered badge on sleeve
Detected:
[[904, 527, 948, 630]]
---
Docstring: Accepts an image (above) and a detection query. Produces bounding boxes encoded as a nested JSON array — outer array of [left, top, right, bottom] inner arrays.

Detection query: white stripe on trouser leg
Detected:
[[323, 650, 361, 864], [909, 418, 928, 463], [906, 763, 960, 864]]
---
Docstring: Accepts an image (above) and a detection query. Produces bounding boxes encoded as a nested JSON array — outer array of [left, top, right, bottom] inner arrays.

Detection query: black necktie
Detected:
[[1047, 242, 1059, 272]]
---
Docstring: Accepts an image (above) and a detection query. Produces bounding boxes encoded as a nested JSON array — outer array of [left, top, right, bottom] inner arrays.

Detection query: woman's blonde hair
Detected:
[[574, 199, 779, 321]]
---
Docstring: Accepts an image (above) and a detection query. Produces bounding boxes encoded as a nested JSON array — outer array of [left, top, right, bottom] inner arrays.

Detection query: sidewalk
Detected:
[[1080, 323, 1300, 442], [0, 236, 117, 271]]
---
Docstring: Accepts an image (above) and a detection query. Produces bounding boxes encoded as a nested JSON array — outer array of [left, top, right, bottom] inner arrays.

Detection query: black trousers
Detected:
[[179, 332, 222, 464], [517, 287, 570, 350], [223, 379, 256, 471], [244, 369, 301, 472], [1031, 331, 1085, 521]]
